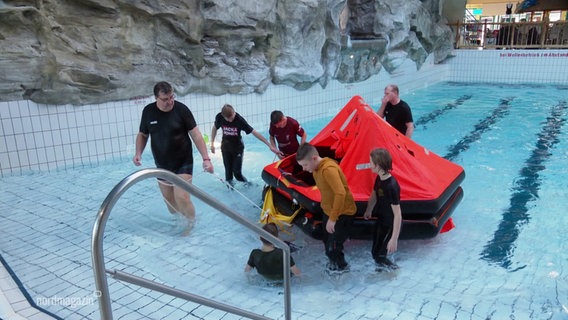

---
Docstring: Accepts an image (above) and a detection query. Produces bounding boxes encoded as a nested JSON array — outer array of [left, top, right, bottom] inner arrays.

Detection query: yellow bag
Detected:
[[260, 187, 302, 226]]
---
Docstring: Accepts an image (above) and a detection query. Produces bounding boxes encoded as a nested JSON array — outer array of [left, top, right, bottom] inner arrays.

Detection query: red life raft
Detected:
[[261, 96, 465, 239]]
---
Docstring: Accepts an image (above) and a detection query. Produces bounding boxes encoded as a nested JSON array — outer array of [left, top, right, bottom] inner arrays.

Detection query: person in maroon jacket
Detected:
[[269, 110, 307, 159]]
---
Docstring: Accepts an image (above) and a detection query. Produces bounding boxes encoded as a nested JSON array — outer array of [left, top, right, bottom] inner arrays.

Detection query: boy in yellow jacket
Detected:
[[296, 143, 357, 271]]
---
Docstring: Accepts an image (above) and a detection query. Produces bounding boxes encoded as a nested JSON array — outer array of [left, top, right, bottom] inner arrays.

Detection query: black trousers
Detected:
[[321, 214, 354, 267], [371, 222, 393, 261], [221, 147, 247, 182]]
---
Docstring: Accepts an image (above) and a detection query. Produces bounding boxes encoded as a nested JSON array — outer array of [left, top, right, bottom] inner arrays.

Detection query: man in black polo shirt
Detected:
[[376, 84, 414, 138]]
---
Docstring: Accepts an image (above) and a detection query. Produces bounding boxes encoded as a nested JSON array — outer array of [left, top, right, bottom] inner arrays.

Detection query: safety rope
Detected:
[[206, 172, 264, 210], [193, 165, 298, 240]]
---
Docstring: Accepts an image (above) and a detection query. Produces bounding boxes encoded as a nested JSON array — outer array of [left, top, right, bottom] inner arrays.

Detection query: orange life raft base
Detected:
[[261, 96, 465, 240]]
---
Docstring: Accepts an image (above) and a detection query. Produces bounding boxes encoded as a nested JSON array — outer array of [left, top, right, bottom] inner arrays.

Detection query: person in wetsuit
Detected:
[[376, 84, 414, 138], [133, 81, 214, 229], [210, 104, 279, 187], [363, 148, 402, 271]]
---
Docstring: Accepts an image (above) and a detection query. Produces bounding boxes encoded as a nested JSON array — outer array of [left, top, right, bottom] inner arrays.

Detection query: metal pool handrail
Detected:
[[91, 168, 292, 320]]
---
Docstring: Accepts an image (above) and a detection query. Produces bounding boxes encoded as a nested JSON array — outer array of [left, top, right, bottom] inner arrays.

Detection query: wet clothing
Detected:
[[312, 157, 357, 269], [222, 148, 246, 182], [247, 248, 297, 280], [383, 100, 413, 136], [313, 158, 357, 222], [269, 117, 305, 156], [322, 213, 354, 270], [213, 112, 254, 182], [157, 163, 194, 185], [371, 176, 400, 260], [139, 101, 197, 172]]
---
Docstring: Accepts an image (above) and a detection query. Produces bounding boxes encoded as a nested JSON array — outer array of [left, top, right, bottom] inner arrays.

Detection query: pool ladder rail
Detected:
[[91, 168, 293, 320]]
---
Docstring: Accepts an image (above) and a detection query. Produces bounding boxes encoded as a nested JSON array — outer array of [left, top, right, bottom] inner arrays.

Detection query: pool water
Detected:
[[1, 82, 567, 319]]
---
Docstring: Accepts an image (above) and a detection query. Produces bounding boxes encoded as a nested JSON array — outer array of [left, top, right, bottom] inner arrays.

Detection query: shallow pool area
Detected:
[[1, 82, 568, 319]]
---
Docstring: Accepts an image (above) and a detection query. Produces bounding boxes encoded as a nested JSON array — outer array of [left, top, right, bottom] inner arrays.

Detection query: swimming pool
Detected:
[[1, 82, 567, 319]]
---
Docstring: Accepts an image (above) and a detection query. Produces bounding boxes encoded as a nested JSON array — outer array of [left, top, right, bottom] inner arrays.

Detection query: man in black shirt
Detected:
[[133, 82, 213, 226], [376, 84, 414, 138]]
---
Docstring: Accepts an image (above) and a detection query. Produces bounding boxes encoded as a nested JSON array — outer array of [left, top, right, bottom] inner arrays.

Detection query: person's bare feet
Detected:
[[181, 217, 195, 236]]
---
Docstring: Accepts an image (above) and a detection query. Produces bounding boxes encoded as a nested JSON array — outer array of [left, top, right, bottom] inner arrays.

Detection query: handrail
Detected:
[[91, 168, 292, 320], [449, 20, 568, 50]]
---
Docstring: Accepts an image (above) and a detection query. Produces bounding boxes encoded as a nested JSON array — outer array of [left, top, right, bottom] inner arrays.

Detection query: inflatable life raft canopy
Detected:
[[261, 95, 465, 239]]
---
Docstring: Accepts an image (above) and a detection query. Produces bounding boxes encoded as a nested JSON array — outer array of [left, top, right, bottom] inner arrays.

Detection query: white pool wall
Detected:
[[1, 49, 567, 177]]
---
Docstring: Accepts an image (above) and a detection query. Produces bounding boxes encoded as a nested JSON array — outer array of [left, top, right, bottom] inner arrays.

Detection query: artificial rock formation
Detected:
[[0, 0, 454, 105]]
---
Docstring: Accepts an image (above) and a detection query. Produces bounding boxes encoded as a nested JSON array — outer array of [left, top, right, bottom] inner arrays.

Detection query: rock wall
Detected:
[[0, 0, 454, 105]]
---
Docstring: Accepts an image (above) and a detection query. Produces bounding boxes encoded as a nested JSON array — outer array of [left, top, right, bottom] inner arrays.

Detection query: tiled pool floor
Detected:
[[0, 252, 60, 319], [2, 83, 568, 319], [1, 155, 567, 320]]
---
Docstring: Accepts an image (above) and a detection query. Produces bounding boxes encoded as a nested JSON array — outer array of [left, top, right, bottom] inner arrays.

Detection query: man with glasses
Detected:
[[133, 81, 213, 232]]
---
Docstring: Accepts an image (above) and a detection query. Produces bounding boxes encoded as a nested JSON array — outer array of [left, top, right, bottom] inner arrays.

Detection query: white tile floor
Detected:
[[0, 260, 58, 320]]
